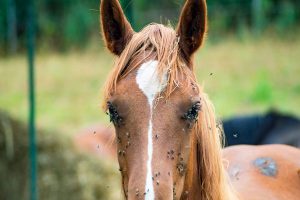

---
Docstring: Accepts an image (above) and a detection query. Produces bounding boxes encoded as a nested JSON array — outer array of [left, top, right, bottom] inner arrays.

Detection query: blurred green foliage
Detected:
[[36, 0, 98, 50], [250, 71, 273, 103], [275, 1, 297, 33], [1, 0, 300, 54]]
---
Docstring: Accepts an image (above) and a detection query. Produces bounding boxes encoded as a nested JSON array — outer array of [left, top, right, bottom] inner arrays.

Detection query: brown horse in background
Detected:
[[74, 124, 117, 160], [99, 0, 300, 199]]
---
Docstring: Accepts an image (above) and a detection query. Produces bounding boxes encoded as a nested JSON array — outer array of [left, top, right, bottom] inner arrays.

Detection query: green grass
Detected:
[[1, 36, 300, 134]]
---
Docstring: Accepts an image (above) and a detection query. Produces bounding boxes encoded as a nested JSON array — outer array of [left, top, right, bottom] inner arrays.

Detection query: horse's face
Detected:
[[101, 0, 207, 199], [108, 62, 200, 198]]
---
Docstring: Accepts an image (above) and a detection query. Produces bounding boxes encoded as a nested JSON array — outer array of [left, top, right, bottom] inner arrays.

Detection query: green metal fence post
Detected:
[[252, 0, 263, 36], [6, 0, 18, 54], [27, 0, 38, 199]]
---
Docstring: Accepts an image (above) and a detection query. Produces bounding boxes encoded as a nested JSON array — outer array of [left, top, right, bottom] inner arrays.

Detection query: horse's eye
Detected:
[[107, 102, 123, 126], [182, 102, 201, 122]]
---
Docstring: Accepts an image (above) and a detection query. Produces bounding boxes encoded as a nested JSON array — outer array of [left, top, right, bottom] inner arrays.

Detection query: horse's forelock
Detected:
[[102, 24, 194, 111]]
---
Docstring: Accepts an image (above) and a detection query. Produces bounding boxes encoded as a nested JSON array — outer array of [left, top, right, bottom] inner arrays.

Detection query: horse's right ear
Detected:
[[100, 0, 134, 56], [177, 0, 207, 62]]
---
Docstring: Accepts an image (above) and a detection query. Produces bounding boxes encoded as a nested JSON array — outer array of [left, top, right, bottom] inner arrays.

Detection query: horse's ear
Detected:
[[177, 0, 207, 61], [100, 0, 134, 55]]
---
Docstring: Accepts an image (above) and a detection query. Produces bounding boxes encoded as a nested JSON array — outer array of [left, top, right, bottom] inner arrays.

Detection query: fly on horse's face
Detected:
[[101, 0, 208, 199]]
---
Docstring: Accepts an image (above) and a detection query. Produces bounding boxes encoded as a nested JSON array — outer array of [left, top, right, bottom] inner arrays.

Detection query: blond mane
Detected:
[[186, 89, 237, 200], [102, 23, 236, 200]]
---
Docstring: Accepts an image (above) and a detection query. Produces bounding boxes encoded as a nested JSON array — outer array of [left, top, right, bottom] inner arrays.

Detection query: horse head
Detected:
[[100, 1, 232, 199]]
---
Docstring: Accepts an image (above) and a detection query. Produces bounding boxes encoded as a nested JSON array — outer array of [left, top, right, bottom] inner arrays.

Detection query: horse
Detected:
[[99, 0, 300, 199], [73, 124, 117, 161], [223, 110, 300, 147]]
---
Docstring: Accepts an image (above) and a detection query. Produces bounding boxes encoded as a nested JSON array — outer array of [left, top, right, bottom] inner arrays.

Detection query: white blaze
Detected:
[[136, 60, 167, 200]]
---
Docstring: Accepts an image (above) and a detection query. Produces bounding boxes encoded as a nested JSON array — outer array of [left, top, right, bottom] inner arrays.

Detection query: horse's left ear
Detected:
[[100, 0, 134, 56], [177, 0, 207, 61]]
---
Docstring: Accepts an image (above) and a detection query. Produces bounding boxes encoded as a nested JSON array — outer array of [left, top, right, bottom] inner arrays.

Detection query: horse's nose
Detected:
[[152, 179, 173, 199], [127, 179, 173, 200]]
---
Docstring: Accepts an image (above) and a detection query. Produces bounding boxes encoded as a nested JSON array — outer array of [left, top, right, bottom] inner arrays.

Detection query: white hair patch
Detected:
[[136, 60, 167, 200]]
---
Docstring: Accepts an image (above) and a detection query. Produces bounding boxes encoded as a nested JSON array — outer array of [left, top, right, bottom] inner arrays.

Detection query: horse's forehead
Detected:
[[135, 60, 168, 104], [114, 59, 197, 107]]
